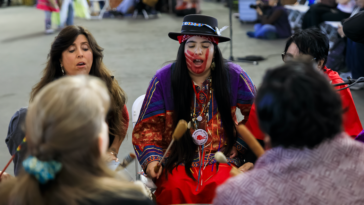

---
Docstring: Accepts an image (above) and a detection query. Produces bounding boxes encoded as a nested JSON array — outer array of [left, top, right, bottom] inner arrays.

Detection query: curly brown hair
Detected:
[[30, 26, 127, 144]]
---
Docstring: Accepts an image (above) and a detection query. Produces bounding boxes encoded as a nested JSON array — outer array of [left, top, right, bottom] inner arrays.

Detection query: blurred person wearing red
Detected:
[[214, 59, 364, 205], [0, 75, 153, 205], [246, 28, 362, 143], [5, 26, 129, 176], [36, 0, 60, 34]]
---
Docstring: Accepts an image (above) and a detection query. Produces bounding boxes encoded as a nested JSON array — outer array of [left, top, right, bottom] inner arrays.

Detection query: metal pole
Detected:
[[229, 0, 234, 61]]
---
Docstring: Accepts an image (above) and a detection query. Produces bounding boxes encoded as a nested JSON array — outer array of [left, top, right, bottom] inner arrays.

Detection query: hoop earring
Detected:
[[60, 64, 65, 75], [210, 61, 215, 70]]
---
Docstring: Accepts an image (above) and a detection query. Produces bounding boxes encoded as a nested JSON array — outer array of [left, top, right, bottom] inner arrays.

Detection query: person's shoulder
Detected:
[[215, 171, 266, 203], [340, 134, 364, 154], [154, 63, 173, 81], [323, 67, 344, 84], [6, 107, 28, 145], [227, 62, 245, 75]]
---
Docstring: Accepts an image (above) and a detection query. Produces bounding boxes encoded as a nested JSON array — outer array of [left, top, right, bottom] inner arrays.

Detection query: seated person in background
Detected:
[[330, 0, 362, 78], [302, 0, 355, 29], [343, 10, 364, 43], [255, 0, 273, 15], [175, 0, 201, 16], [214, 59, 364, 205], [112, 0, 158, 16], [246, 28, 362, 142], [341, 9, 364, 89], [5, 26, 129, 176], [0, 75, 153, 205], [247, 0, 291, 39], [302, 0, 338, 29]]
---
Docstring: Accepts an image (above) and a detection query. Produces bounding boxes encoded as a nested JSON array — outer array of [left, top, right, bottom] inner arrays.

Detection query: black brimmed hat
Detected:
[[168, 14, 230, 43]]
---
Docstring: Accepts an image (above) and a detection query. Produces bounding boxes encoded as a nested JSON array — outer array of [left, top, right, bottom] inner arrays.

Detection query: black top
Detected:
[[343, 10, 364, 44], [83, 194, 155, 205]]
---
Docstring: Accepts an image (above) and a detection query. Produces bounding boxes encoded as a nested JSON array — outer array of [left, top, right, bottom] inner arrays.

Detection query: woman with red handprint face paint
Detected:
[[132, 14, 257, 205]]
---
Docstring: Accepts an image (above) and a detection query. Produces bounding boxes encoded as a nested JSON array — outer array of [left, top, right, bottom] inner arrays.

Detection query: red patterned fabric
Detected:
[[214, 133, 364, 204], [177, 35, 220, 44], [155, 164, 232, 205], [133, 87, 252, 170], [121, 105, 129, 139]]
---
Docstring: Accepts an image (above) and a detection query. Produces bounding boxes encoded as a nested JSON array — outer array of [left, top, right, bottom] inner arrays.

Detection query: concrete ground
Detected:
[[0, 3, 363, 178]]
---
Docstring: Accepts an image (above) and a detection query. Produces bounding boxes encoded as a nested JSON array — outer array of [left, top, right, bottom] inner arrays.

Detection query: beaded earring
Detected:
[[210, 61, 215, 70]]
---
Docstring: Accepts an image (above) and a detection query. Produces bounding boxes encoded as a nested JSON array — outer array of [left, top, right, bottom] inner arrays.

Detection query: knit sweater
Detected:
[[214, 133, 364, 205]]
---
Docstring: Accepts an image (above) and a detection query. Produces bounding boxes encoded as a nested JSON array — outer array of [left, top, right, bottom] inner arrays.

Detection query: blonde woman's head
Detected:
[[26, 75, 110, 163]]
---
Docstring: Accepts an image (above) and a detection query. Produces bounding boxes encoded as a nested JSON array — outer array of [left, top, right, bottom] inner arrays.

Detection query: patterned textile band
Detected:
[[183, 21, 218, 33], [177, 35, 219, 45]]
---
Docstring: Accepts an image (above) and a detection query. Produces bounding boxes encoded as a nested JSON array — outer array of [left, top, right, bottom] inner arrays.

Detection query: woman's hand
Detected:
[[0, 171, 12, 182], [229, 146, 238, 158], [146, 161, 163, 180], [106, 151, 119, 162], [239, 162, 254, 172]]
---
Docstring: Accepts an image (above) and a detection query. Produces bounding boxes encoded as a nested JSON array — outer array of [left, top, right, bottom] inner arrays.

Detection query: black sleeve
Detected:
[[343, 11, 364, 44], [260, 9, 284, 25], [87, 195, 155, 205], [243, 139, 265, 164], [5, 108, 28, 176]]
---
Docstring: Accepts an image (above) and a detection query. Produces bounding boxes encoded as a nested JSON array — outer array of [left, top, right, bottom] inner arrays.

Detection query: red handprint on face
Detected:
[[185, 49, 209, 74]]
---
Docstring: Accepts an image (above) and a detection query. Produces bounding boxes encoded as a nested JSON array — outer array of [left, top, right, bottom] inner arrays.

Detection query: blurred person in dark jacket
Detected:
[[302, 0, 356, 29], [343, 10, 364, 43], [339, 2, 364, 89], [302, 0, 337, 29]]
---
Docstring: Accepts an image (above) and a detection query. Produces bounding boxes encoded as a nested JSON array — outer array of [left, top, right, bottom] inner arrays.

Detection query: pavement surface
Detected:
[[1, 3, 363, 179]]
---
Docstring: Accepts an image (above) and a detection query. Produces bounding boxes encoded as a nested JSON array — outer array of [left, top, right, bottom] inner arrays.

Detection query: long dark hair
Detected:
[[30, 26, 127, 144], [165, 42, 236, 180]]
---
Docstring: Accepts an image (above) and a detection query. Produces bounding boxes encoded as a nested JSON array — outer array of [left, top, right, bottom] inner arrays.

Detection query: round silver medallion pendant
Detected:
[[192, 129, 208, 145]]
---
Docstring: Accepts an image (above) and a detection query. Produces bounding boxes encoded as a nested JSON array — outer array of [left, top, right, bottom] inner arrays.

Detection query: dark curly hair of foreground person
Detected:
[[256, 59, 343, 149]]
